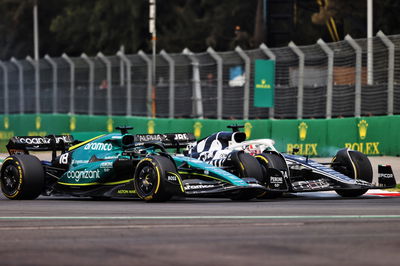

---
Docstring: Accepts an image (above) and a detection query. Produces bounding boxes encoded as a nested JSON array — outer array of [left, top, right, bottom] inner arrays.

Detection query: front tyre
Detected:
[[255, 153, 287, 199], [0, 155, 44, 200], [133, 155, 181, 202], [228, 151, 265, 201], [332, 149, 373, 197]]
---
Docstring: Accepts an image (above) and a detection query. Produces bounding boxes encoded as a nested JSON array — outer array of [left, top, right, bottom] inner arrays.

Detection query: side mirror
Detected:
[[292, 148, 300, 154]]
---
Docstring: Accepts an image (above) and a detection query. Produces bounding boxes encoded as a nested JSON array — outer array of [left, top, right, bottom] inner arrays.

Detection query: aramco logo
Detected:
[[244, 122, 253, 139], [147, 120, 155, 134], [298, 122, 308, 141], [358, 120, 368, 140], [193, 122, 203, 138]]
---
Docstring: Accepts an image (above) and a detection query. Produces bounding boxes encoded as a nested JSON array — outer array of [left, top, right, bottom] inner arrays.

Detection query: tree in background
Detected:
[[0, 0, 68, 59], [1, 0, 400, 59], [50, 0, 147, 56], [156, 0, 258, 52]]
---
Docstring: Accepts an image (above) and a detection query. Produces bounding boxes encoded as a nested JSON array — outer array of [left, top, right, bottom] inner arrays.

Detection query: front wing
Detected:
[[283, 155, 396, 193]]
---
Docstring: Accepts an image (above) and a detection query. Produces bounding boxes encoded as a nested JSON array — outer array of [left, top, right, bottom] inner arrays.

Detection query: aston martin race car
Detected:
[[187, 125, 397, 198], [0, 127, 265, 202]]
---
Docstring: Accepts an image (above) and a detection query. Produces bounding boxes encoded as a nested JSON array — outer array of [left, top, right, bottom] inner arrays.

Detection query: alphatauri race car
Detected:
[[187, 125, 397, 198], [0, 127, 265, 202]]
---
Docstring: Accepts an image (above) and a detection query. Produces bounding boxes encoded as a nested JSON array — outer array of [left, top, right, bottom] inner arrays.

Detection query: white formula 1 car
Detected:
[[186, 125, 397, 198]]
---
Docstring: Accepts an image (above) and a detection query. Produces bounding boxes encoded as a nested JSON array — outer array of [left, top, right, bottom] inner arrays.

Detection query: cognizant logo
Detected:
[[84, 143, 112, 151], [67, 170, 100, 182]]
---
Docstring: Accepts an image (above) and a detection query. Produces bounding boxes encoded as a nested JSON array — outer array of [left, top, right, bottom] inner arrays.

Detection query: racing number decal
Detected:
[[59, 153, 69, 165]]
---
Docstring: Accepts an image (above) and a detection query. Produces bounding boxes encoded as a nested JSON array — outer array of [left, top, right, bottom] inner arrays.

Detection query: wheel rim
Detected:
[[1, 165, 20, 196], [136, 164, 157, 196]]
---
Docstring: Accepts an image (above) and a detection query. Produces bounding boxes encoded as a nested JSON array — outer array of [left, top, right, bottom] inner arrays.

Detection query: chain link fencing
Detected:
[[1, 32, 399, 119]]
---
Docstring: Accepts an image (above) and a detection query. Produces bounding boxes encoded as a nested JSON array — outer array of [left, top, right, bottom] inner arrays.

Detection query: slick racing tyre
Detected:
[[133, 155, 181, 202], [231, 151, 264, 182], [332, 149, 373, 197], [229, 151, 264, 200], [255, 153, 288, 199], [0, 155, 44, 200]]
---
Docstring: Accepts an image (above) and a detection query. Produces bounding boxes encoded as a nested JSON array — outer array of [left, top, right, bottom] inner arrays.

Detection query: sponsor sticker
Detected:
[[66, 170, 100, 182], [84, 143, 113, 151], [184, 184, 215, 190], [117, 190, 135, 194], [137, 135, 163, 142], [174, 134, 189, 140], [100, 162, 113, 168], [16, 136, 71, 145], [167, 175, 177, 181], [378, 173, 394, 178], [270, 176, 283, 184]]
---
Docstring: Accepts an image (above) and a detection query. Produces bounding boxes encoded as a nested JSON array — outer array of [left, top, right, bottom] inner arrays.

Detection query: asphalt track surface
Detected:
[[0, 194, 400, 266], [1, 155, 400, 265]]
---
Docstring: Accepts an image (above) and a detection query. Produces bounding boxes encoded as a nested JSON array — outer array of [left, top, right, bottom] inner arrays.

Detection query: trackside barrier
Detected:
[[0, 114, 399, 157]]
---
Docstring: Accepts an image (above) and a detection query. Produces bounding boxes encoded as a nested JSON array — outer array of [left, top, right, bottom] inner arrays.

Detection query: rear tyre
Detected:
[[133, 155, 180, 202], [255, 153, 287, 199], [332, 149, 373, 197], [0, 155, 44, 200]]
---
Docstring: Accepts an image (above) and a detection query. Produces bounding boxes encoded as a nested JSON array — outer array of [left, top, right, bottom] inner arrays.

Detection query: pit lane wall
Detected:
[[0, 114, 399, 157]]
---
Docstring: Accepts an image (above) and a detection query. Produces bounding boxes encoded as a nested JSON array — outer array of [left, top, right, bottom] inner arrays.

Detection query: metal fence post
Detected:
[[259, 43, 276, 119], [377, 31, 395, 116], [235, 46, 250, 120], [288, 42, 304, 119], [44, 55, 58, 114], [62, 53, 75, 115], [317, 39, 334, 119], [26, 56, 40, 114], [345, 35, 362, 117], [207, 47, 223, 120], [183, 48, 204, 119], [97, 52, 113, 117], [119, 46, 125, 87], [0, 61, 9, 115], [81, 53, 95, 115], [117, 51, 132, 116], [10, 57, 25, 114], [138, 50, 153, 117], [160, 50, 175, 118]]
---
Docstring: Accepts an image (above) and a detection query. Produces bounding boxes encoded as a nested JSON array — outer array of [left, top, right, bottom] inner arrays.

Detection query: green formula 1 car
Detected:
[[0, 127, 265, 202]]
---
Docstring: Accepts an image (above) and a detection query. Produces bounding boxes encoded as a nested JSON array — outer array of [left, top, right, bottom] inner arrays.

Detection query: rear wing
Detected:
[[133, 133, 196, 149], [6, 135, 75, 154]]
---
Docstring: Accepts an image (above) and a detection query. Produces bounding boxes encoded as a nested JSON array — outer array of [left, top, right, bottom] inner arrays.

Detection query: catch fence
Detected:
[[1, 31, 400, 120]]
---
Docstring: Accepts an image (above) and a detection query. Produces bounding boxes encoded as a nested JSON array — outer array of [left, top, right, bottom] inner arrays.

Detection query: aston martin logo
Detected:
[[298, 122, 308, 141], [244, 122, 253, 139], [358, 120, 368, 140], [35, 116, 41, 130], [193, 122, 202, 138], [70, 116, 76, 131], [107, 118, 113, 133], [147, 120, 155, 134]]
